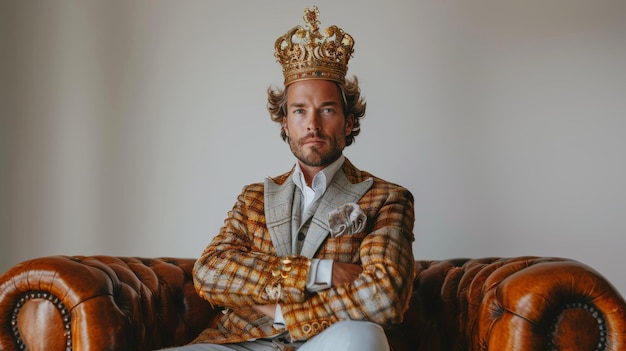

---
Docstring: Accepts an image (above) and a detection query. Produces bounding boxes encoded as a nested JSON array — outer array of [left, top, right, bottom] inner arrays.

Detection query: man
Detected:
[[164, 6, 415, 351]]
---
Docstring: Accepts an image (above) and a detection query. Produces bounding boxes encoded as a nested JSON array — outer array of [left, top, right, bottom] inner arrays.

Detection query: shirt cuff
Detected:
[[306, 258, 333, 292], [273, 304, 286, 330]]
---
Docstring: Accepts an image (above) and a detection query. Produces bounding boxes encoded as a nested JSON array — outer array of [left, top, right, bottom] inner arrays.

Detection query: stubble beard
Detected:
[[289, 132, 345, 168]]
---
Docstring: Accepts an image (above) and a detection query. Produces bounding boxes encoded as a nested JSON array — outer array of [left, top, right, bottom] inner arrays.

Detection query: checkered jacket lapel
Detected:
[[264, 175, 296, 257], [300, 168, 373, 258], [264, 161, 374, 258]]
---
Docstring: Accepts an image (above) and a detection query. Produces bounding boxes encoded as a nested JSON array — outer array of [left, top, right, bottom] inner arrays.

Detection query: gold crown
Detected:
[[274, 6, 355, 86]]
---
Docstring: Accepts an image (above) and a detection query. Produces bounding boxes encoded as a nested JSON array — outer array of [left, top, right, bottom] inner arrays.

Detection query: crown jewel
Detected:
[[274, 6, 355, 86]]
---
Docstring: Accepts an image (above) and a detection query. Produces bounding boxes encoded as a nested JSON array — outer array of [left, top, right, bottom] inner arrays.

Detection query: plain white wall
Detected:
[[1, 0, 625, 296]]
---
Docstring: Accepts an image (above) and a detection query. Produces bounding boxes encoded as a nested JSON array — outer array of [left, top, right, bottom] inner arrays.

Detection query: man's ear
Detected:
[[283, 117, 289, 137], [345, 114, 354, 135]]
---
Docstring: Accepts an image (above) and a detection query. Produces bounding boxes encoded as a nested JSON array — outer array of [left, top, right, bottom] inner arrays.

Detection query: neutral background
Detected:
[[1, 0, 625, 295]]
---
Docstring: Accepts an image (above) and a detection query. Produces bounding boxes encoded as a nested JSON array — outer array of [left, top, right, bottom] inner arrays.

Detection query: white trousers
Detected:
[[157, 320, 389, 351]]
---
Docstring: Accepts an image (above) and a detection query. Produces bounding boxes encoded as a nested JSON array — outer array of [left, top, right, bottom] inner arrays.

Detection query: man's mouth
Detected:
[[305, 138, 325, 145]]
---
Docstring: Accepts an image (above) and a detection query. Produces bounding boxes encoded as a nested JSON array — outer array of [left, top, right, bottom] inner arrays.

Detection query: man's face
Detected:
[[283, 79, 354, 168]]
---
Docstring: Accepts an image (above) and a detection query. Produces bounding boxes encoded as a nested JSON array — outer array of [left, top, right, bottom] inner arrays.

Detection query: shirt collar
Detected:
[[293, 154, 345, 193]]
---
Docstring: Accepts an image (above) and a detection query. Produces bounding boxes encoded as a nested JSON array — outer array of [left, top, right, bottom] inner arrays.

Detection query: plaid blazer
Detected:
[[192, 158, 415, 344]]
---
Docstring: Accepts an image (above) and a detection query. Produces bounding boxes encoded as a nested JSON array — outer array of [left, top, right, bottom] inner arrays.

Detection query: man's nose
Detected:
[[307, 112, 321, 131]]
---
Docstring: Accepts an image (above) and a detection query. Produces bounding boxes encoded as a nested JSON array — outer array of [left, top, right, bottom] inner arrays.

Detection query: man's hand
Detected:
[[252, 304, 276, 318], [331, 262, 363, 286]]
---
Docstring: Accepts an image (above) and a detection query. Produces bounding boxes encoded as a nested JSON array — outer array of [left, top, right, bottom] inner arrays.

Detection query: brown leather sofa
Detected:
[[1, 255, 625, 351]]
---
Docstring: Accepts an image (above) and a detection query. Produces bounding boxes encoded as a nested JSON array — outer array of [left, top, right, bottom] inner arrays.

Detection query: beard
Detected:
[[288, 131, 345, 168]]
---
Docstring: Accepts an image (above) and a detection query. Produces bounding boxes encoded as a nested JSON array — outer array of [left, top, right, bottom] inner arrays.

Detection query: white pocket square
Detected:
[[327, 202, 367, 238]]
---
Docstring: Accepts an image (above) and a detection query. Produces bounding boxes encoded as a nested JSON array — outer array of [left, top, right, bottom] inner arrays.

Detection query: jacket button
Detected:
[[298, 232, 305, 241], [302, 324, 312, 334]]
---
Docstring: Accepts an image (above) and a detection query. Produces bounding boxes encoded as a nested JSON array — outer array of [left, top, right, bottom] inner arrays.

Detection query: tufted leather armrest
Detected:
[[393, 257, 626, 351], [0, 256, 220, 351]]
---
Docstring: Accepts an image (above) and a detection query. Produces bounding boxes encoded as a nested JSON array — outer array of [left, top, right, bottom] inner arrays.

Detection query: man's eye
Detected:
[[293, 109, 304, 114]]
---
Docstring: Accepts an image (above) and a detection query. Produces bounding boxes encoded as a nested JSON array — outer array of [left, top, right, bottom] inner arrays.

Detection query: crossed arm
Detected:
[[193, 182, 415, 340], [253, 262, 363, 318]]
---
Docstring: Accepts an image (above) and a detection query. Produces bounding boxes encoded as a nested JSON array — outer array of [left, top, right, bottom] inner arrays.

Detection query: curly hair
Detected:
[[267, 76, 366, 147]]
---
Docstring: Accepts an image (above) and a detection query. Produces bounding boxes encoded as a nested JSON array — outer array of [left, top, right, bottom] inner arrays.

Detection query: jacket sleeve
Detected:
[[281, 184, 416, 341], [192, 184, 312, 308]]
